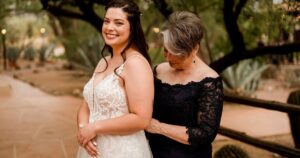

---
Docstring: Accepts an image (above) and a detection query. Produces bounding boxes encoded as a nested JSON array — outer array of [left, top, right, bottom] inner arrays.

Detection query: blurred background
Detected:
[[0, 0, 300, 158]]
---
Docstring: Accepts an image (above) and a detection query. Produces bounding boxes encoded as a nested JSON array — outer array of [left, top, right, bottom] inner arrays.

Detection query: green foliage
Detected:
[[1, 0, 297, 76], [149, 47, 164, 66], [60, 18, 104, 74], [212, 36, 232, 61], [221, 58, 269, 94], [24, 45, 36, 61], [93, 4, 106, 19], [39, 44, 47, 63], [6, 45, 20, 61], [1, 12, 54, 50], [239, 0, 297, 49], [17, 0, 43, 12], [0, 0, 43, 28], [214, 144, 250, 158], [167, 0, 221, 14], [166, 0, 227, 61]]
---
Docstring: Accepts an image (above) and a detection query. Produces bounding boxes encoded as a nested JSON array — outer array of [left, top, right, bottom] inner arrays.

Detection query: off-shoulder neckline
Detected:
[[154, 76, 222, 87]]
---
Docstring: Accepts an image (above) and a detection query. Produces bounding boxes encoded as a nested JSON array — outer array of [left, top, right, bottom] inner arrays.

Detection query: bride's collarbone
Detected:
[[96, 63, 123, 73]]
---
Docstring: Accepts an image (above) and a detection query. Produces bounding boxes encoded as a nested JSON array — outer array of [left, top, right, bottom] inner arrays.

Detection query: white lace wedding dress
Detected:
[[76, 64, 152, 158]]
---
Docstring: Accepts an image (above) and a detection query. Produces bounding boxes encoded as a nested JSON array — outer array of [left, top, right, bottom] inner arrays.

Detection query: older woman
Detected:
[[146, 11, 224, 158]]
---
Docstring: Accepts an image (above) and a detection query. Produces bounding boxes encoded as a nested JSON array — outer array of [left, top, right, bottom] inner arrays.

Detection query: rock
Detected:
[[13, 74, 19, 79], [32, 69, 39, 74], [25, 64, 31, 69], [72, 88, 81, 96], [73, 71, 86, 77]]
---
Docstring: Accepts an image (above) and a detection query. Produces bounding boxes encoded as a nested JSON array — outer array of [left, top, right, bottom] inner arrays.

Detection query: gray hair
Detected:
[[161, 11, 204, 56]]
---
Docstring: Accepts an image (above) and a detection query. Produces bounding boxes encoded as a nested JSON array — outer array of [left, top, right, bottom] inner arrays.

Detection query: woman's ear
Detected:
[[192, 44, 200, 57], [195, 44, 200, 52]]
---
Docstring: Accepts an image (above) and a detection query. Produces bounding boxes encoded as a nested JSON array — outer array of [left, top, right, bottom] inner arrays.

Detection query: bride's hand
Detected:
[[84, 140, 99, 157], [78, 123, 97, 147]]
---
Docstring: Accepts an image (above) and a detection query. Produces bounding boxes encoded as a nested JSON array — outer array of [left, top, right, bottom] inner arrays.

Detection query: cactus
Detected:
[[214, 144, 250, 158], [287, 89, 300, 149], [7, 46, 20, 61], [39, 45, 47, 63], [24, 46, 36, 61], [7, 45, 20, 69], [221, 59, 269, 95]]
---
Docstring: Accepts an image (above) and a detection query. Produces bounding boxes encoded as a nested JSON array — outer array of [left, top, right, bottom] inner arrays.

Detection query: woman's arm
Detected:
[[147, 77, 224, 146], [187, 78, 223, 146], [147, 119, 189, 144], [79, 55, 154, 145]]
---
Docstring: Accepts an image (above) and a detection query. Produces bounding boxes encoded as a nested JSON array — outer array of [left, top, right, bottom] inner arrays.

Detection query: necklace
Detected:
[[92, 62, 105, 112], [92, 75, 96, 112]]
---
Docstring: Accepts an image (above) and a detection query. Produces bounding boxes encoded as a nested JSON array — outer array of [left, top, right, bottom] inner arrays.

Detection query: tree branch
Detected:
[[210, 42, 300, 73], [74, 0, 103, 29], [234, 0, 247, 20], [223, 0, 246, 53], [152, 0, 173, 19], [41, 0, 103, 31], [46, 6, 86, 21], [92, 0, 110, 5]]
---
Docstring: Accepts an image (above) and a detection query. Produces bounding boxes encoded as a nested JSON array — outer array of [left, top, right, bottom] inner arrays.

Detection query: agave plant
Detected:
[[70, 47, 96, 74], [68, 34, 104, 75], [221, 59, 269, 95]]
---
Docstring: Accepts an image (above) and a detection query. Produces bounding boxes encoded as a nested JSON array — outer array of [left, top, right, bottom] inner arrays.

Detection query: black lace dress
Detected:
[[147, 75, 224, 158]]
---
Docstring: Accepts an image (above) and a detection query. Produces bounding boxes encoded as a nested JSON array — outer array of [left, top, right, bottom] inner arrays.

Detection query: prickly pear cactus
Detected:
[[214, 144, 250, 158], [287, 89, 300, 149]]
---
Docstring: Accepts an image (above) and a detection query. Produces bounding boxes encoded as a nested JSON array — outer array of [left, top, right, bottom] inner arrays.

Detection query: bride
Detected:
[[76, 0, 153, 157]]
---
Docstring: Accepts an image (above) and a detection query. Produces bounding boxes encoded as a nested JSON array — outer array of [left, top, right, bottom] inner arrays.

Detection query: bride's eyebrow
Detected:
[[104, 17, 126, 22], [114, 19, 125, 23]]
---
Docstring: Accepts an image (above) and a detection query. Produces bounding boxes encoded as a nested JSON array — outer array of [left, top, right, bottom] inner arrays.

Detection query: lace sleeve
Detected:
[[186, 77, 224, 146]]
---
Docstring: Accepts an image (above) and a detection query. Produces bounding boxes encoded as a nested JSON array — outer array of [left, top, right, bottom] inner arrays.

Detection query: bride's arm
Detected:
[[77, 101, 90, 128], [77, 101, 99, 157]]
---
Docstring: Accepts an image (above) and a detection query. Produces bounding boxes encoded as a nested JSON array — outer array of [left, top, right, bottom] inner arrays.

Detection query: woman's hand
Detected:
[[78, 123, 97, 147], [146, 119, 162, 134]]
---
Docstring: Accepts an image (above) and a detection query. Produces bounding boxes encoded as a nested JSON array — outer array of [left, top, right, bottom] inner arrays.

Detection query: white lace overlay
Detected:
[[77, 64, 152, 158]]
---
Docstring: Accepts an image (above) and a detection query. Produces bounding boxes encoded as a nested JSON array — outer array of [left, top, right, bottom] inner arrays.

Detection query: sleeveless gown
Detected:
[[76, 64, 152, 158]]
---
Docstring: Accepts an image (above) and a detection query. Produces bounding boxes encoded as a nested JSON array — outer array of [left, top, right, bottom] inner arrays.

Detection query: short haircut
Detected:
[[162, 11, 204, 56]]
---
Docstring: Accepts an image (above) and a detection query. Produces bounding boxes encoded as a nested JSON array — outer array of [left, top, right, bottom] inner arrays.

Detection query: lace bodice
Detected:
[[78, 63, 152, 158], [148, 76, 223, 158], [83, 64, 129, 122]]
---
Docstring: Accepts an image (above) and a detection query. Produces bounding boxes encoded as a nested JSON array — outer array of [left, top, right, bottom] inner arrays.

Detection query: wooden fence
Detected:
[[218, 92, 300, 158]]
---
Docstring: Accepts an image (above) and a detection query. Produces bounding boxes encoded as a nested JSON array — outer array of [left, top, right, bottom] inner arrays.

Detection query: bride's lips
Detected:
[[105, 33, 119, 39]]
